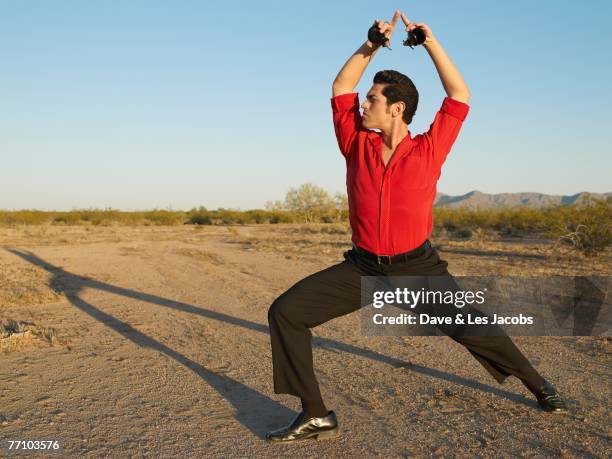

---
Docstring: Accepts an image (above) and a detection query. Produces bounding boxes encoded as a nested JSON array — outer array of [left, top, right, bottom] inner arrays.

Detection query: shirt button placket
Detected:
[[379, 169, 392, 254]]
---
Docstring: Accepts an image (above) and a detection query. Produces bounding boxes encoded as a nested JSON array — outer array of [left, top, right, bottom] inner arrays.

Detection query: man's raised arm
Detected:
[[400, 14, 470, 103], [332, 11, 402, 97]]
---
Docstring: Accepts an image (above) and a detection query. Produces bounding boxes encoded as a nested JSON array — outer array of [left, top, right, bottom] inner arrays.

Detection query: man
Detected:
[[266, 11, 568, 443]]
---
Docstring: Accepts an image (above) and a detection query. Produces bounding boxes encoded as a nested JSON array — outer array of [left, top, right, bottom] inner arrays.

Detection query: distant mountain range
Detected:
[[433, 191, 612, 209]]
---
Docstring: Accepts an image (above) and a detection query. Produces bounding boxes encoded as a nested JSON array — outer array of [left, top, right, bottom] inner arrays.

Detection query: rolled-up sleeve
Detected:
[[420, 96, 470, 167], [331, 92, 362, 158]]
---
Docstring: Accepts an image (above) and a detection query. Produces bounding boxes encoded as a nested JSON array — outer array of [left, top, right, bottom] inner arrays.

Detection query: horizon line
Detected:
[[1, 190, 610, 213]]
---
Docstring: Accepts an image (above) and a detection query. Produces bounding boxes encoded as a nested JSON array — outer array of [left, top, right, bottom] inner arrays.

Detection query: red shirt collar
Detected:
[[370, 130, 414, 169]]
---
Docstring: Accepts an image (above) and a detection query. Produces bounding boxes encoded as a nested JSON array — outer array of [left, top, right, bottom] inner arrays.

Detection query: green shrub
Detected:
[[187, 212, 212, 225]]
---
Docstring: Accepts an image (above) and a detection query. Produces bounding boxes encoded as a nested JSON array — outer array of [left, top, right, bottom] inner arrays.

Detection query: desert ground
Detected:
[[0, 224, 610, 457]]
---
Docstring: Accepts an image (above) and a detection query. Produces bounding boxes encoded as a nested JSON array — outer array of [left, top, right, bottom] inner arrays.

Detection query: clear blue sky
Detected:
[[1, 1, 610, 210]]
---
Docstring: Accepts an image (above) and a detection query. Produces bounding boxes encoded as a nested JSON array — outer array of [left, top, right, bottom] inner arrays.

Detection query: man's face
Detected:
[[361, 83, 394, 130]]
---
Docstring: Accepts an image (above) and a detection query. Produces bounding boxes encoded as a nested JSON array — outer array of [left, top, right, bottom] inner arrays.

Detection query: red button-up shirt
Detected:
[[331, 92, 470, 255]]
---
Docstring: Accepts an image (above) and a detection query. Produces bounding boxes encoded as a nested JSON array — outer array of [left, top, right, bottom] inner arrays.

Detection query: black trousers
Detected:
[[267, 240, 544, 400]]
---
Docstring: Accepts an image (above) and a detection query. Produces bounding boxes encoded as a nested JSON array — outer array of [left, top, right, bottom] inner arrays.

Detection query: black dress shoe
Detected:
[[533, 380, 568, 413], [265, 410, 339, 442]]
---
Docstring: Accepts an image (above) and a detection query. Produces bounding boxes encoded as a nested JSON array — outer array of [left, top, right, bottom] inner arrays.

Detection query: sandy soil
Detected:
[[0, 224, 610, 458]]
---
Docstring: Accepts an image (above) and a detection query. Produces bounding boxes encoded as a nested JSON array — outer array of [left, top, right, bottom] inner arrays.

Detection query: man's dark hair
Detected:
[[373, 70, 419, 125]]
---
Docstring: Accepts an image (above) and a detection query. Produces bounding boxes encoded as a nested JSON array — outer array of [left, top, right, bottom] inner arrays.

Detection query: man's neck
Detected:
[[380, 123, 409, 151]]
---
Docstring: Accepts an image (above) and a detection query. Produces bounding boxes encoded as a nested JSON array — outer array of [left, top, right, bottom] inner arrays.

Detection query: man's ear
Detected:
[[393, 101, 406, 118]]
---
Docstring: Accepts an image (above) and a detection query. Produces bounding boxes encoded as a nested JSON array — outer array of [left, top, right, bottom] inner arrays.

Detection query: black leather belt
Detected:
[[353, 240, 431, 265]]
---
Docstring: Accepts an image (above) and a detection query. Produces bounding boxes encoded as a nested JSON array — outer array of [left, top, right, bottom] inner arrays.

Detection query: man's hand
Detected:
[[332, 10, 421, 97], [369, 10, 402, 49], [399, 13, 469, 103], [400, 13, 436, 47]]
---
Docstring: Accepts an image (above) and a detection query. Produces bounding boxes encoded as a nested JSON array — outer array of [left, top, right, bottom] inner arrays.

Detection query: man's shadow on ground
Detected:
[[6, 248, 540, 437]]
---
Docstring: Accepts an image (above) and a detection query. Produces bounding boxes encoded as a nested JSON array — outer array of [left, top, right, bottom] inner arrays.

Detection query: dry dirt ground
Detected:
[[0, 224, 610, 458]]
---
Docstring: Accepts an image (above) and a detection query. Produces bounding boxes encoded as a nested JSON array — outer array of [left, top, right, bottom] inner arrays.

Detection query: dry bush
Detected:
[[432, 197, 611, 254], [545, 197, 611, 256], [0, 209, 187, 227], [0, 319, 60, 353]]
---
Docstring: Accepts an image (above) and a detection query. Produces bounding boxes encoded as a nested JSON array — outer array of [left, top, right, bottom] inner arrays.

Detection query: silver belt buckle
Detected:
[[377, 255, 391, 265]]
